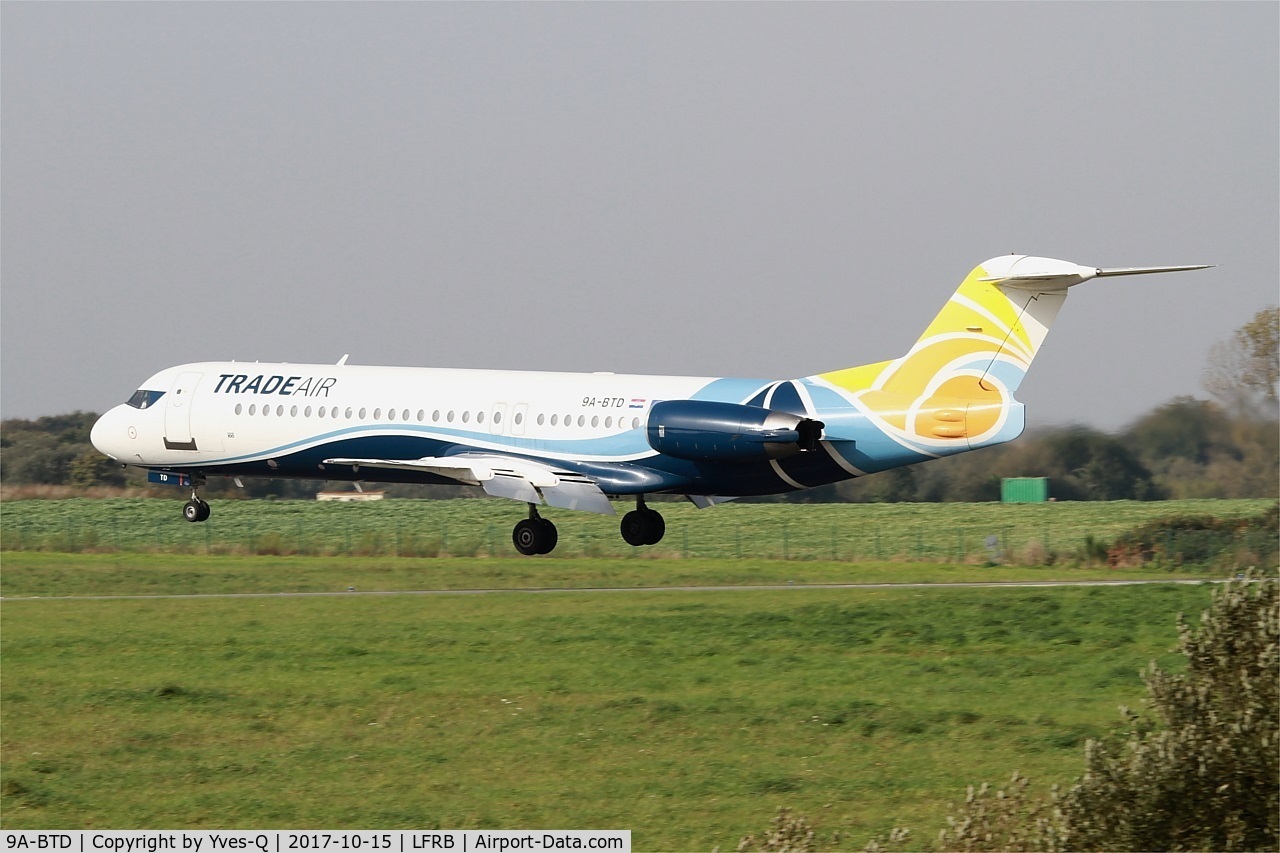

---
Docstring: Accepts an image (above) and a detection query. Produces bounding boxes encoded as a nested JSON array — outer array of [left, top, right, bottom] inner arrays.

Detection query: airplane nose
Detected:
[[91, 407, 125, 460]]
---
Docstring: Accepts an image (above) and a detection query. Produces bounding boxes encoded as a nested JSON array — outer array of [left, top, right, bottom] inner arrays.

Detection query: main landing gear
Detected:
[[509, 497, 667, 556], [512, 504, 558, 556], [620, 496, 665, 547], [182, 482, 210, 523]]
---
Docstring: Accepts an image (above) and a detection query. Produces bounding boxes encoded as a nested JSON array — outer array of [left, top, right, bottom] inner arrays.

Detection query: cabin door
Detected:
[[164, 371, 203, 450]]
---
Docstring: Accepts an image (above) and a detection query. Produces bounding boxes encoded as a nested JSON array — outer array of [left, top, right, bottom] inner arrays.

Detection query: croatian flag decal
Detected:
[[629, 398, 646, 408]]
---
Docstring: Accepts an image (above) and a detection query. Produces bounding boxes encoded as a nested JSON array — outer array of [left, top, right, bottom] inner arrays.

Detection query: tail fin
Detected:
[[811, 255, 1210, 449]]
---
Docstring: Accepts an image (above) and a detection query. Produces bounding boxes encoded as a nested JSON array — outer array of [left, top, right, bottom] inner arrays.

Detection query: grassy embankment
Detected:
[[5, 498, 1273, 598], [2, 497, 1273, 562]]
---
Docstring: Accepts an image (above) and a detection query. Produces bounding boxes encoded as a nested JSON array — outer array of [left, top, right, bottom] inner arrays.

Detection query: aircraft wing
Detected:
[[322, 454, 616, 515]]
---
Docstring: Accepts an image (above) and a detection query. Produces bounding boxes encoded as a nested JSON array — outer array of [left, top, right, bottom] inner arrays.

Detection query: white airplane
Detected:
[[91, 255, 1209, 555]]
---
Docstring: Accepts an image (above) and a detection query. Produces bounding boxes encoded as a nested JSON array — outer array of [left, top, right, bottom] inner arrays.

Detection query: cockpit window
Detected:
[[126, 389, 165, 409]]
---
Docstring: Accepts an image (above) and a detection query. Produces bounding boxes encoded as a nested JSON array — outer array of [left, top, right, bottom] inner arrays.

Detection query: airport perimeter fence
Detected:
[[2, 500, 1275, 568]]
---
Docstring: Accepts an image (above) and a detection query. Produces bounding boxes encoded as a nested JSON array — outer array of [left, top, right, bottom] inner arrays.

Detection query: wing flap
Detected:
[[324, 455, 487, 485], [542, 474, 615, 514], [686, 495, 741, 509], [484, 470, 543, 504], [322, 455, 616, 515]]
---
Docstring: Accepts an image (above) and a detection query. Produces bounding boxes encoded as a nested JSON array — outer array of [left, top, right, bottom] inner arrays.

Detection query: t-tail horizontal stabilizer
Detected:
[[1095, 264, 1216, 277], [980, 257, 1214, 291]]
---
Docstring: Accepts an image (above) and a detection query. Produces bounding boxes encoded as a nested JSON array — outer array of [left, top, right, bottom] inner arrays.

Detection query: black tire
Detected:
[[183, 500, 203, 523], [642, 508, 665, 545], [513, 518, 548, 556], [537, 518, 558, 554], [196, 499, 211, 522], [620, 510, 650, 547]]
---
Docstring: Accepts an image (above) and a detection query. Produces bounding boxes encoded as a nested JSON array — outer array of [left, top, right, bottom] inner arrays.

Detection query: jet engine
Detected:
[[646, 400, 824, 462]]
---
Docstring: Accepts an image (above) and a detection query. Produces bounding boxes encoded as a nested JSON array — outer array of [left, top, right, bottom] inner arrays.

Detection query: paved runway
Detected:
[[1, 577, 1224, 602]]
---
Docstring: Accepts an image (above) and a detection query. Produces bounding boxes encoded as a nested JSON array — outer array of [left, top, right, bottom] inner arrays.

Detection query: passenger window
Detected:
[[235, 404, 243, 416], [290, 406, 298, 417], [305, 406, 312, 417], [359, 408, 367, 419]]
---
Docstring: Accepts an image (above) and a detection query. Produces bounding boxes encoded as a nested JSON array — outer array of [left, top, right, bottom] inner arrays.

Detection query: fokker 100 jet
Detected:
[[91, 255, 1209, 555]]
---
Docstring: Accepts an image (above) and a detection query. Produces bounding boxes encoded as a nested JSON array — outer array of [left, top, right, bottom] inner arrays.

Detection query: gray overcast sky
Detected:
[[3, 2, 1276, 430]]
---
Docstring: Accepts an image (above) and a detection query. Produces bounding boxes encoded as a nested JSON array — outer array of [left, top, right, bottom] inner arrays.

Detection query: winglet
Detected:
[[336, 354, 350, 366]]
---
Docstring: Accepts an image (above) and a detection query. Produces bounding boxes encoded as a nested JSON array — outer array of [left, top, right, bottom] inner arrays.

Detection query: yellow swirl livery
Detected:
[[91, 255, 1210, 555], [814, 255, 1068, 456]]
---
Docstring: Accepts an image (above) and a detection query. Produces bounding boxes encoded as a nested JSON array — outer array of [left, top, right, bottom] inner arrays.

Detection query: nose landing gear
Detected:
[[182, 482, 210, 523]]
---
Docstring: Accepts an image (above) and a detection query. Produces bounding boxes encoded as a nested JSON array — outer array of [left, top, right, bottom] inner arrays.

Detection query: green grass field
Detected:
[[2, 567, 1218, 850], [2, 499, 1270, 847], [2, 497, 1273, 563]]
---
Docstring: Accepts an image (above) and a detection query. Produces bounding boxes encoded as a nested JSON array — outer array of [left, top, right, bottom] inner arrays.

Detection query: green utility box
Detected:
[[1001, 477, 1049, 503]]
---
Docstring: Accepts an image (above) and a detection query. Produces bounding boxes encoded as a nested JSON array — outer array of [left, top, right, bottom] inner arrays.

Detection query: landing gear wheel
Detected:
[[621, 508, 665, 546], [620, 510, 649, 547], [513, 517, 558, 555], [641, 508, 665, 544], [183, 499, 210, 523], [537, 517, 558, 553]]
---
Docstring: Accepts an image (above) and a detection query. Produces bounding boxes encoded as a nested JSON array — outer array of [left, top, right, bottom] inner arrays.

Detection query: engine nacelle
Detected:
[[646, 400, 825, 462]]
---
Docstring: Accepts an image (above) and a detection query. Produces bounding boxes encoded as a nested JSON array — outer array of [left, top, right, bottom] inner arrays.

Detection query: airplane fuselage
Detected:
[[90, 255, 1210, 553], [91, 361, 938, 499]]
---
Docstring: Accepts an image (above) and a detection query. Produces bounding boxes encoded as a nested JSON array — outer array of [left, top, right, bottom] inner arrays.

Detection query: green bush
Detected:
[[1107, 505, 1278, 567], [1058, 572, 1278, 851]]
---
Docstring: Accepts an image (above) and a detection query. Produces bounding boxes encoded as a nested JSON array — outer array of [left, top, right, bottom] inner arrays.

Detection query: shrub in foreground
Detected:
[[1057, 571, 1277, 851]]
